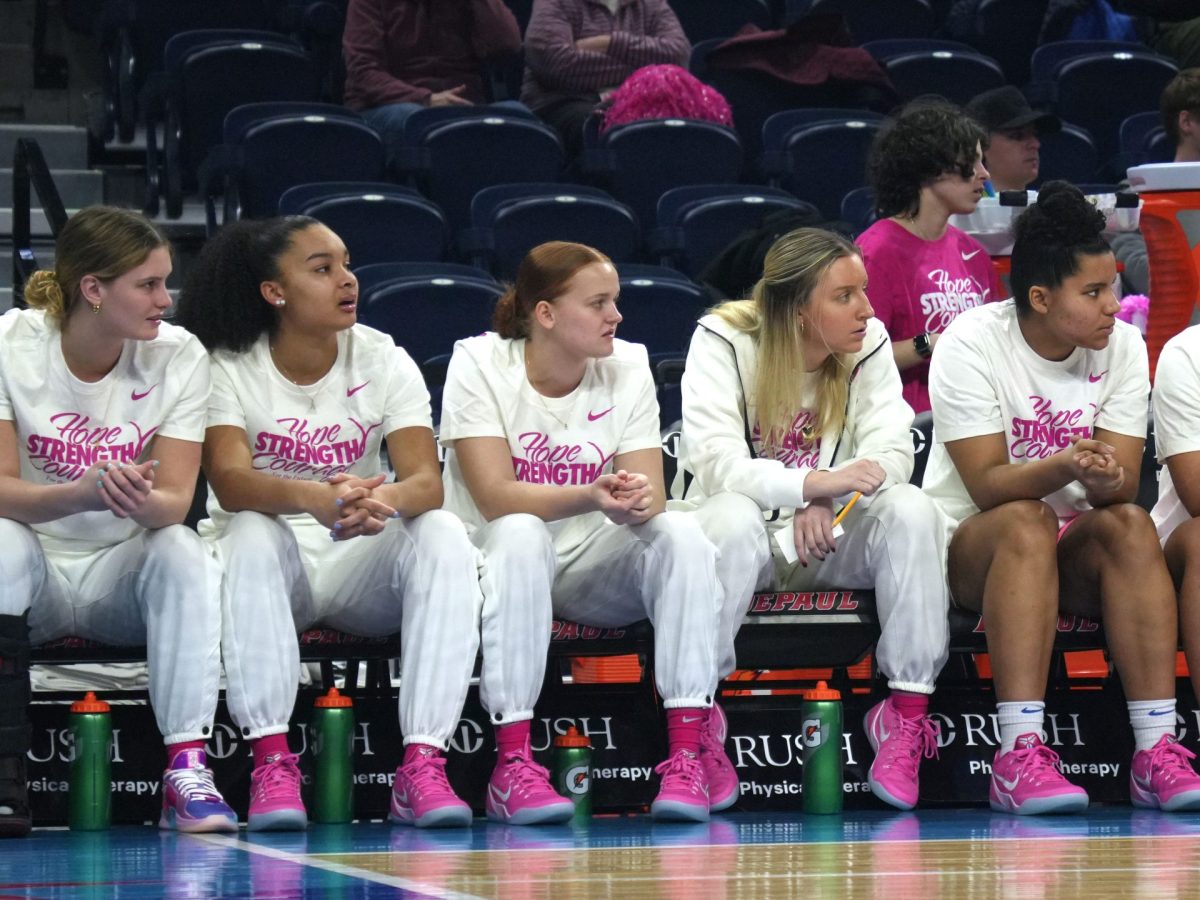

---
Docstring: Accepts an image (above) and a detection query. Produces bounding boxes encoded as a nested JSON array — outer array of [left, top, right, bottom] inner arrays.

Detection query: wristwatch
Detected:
[[913, 331, 933, 359]]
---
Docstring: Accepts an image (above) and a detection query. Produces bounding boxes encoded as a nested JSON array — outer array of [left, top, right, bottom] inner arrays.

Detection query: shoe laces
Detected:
[[167, 765, 225, 803], [1009, 742, 1066, 787], [499, 751, 554, 795], [253, 753, 302, 801], [655, 749, 705, 790], [879, 714, 940, 770], [1144, 736, 1198, 785], [401, 752, 454, 798]]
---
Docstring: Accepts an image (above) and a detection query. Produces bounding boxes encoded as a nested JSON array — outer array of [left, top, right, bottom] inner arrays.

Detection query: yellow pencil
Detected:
[[831, 492, 862, 528]]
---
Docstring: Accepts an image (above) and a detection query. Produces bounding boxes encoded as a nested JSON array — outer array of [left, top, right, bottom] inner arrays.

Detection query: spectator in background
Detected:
[[522, 0, 690, 158], [342, 0, 522, 164], [964, 86, 1060, 194], [857, 100, 1001, 414]]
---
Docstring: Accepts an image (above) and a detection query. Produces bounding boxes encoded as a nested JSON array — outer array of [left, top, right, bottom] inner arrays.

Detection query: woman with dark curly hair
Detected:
[[857, 99, 1001, 413], [925, 181, 1200, 815]]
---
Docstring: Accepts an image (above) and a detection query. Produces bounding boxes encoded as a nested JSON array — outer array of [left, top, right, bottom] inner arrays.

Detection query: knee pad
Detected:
[[0, 613, 31, 755]]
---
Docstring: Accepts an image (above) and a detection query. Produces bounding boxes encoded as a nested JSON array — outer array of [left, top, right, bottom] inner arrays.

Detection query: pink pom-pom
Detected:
[[1117, 293, 1150, 335]]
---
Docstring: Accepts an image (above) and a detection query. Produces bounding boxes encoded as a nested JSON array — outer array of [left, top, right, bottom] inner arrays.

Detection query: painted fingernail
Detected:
[[335, 498, 343, 507], [151, 459, 160, 468], [333, 522, 342, 530], [96, 480, 104, 489], [391, 511, 402, 519]]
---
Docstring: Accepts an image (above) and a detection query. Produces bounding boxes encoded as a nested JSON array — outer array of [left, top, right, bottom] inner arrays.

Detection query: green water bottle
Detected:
[[311, 687, 355, 823], [801, 681, 843, 814], [552, 726, 592, 821], [68, 692, 112, 830]]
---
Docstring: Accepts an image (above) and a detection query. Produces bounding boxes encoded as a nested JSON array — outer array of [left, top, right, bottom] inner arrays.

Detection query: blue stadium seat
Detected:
[[359, 275, 504, 365], [585, 119, 744, 230], [652, 185, 814, 277], [1053, 52, 1178, 171], [615, 270, 709, 357], [670, 0, 772, 44], [1037, 122, 1099, 185], [209, 102, 384, 229], [1029, 39, 1148, 85], [860, 38, 975, 61], [278, 182, 449, 267], [146, 33, 318, 218], [463, 183, 640, 280], [1119, 110, 1172, 167], [354, 262, 497, 297], [793, 0, 934, 42], [972, 0, 1048, 85], [882, 49, 1005, 105], [761, 111, 882, 219], [840, 185, 877, 235], [395, 110, 563, 230]]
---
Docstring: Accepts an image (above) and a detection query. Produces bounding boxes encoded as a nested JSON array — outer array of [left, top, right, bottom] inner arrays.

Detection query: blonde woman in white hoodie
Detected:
[[674, 227, 951, 811]]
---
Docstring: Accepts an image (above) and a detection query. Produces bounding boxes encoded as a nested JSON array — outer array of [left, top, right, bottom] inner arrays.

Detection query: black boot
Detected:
[[0, 755, 30, 837]]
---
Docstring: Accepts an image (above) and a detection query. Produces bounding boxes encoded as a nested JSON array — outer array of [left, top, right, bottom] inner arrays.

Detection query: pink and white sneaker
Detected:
[[247, 752, 308, 831], [388, 746, 472, 828], [159, 748, 238, 833], [1130, 734, 1200, 811], [989, 733, 1089, 815], [699, 704, 740, 812], [863, 697, 940, 810], [651, 749, 709, 822], [486, 745, 574, 825]]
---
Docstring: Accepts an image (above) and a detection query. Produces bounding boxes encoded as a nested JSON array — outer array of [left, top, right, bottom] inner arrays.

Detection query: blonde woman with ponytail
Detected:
[[0, 207, 230, 837], [675, 226, 952, 812]]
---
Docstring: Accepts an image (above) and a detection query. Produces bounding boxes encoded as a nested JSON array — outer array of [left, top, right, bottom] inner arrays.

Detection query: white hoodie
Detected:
[[671, 313, 915, 533]]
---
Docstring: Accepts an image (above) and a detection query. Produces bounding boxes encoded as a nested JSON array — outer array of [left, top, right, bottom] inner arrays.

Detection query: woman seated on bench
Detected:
[[439, 241, 757, 823], [175, 217, 483, 830], [926, 181, 1200, 814], [0, 207, 229, 837], [673, 226, 951, 812]]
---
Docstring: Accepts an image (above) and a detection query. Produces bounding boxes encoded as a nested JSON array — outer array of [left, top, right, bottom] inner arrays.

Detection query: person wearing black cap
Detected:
[[965, 86, 1061, 193]]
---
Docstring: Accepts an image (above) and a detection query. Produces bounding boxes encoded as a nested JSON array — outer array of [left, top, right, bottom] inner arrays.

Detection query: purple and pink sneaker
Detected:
[[864, 697, 940, 810], [651, 748, 709, 822], [989, 733, 1088, 815], [159, 748, 238, 833], [699, 704, 740, 812], [388, 746, 472, 828], [1130, 734, 1200, 811], [248, 752, 307, 831], [486, 743, 574, 825]]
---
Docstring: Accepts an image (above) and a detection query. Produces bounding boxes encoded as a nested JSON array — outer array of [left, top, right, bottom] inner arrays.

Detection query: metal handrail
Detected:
[[11, 137, 68, 305]]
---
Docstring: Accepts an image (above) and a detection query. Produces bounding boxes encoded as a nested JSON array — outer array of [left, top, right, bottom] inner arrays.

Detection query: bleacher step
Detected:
[[0, 167, 102, 207], [0, 123, 88, 169]]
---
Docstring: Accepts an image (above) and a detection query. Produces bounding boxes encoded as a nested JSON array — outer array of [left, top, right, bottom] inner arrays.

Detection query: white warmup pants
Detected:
[[0, 518, 222, 744], [215, 510, 482, 750], [754, 483, 951, 693], [474, 510, 725, 723]]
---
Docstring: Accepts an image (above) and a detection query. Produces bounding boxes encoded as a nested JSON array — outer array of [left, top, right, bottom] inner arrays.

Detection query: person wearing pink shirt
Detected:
[[857, 100, 1002, 414]]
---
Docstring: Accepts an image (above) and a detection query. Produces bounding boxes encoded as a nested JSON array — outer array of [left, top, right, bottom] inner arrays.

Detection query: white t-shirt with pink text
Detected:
[[201, 325, 431, 534], [1151, 325, 1200, 542], [924, 299, 1149, 525], [0, 308, 209, 550], [438, 333, 661, 556], [750, 391, 822, 472]]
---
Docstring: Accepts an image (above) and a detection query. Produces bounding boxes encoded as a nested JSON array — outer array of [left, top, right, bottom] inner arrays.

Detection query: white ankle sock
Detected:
[[998, 701, 1045, 754], [1128, 699, 1175, 753]]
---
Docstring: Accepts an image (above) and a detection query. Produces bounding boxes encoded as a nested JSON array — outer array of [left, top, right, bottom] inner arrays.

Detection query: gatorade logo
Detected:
[[802, 718, 823, 749], [565, 764, 590, 796]]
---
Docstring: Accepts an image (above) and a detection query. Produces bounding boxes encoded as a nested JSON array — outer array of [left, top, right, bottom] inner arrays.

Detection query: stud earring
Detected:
[[275, 299, 285, 307], [91, 302, 102, 315]]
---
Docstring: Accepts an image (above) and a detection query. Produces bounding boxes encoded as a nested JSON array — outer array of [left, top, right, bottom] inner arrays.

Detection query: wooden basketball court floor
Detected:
[[4, 808, 1200, 898]]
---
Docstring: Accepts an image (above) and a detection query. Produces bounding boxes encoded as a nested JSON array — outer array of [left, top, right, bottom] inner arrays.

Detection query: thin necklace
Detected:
[[532, 388, 572, 430], [270, 345, 324, 412]]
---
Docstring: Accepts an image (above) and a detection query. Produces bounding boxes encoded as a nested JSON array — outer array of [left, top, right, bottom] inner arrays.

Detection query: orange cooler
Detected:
[[1127, 162, 1200, 378]]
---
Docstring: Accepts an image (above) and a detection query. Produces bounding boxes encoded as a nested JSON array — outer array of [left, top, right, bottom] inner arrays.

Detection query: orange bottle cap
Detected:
[[315, 687, 354, 708], [553, 726, 591, 748], [804, 680, 841, 701], [71, 691, 110, 713]]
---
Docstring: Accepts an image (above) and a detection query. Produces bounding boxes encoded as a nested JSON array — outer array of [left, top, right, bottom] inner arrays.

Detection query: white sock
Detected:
[[1128, 699, 1176, 752], [998, 701, 1045, 754]]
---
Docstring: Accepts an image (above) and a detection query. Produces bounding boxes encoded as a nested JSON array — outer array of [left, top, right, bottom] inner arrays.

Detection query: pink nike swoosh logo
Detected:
[[131, 385, 158, 401], [588, 406, 615, 421], [1088, 371, 1107, 383], [347, 381, 370, 397]]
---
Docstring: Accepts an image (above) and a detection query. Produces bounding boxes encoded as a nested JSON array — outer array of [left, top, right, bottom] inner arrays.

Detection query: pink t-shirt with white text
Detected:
[[857, 218, 1001, 413], [924, 299, 1149, 525]]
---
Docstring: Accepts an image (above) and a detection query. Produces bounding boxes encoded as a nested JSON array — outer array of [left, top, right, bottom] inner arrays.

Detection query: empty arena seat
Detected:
[[1119, 111, 1172, 167], [882, 49, 1006, 105], [791, 0, 934, 42], [840, 185, 877, 235], [761, 110, 882, 219], [670, 0, 772, 44], [1037, 122, 1100, 186], [1029, 38, 1148, 86], [353, 262, 498, 297], [613, 269, 709, 357]]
